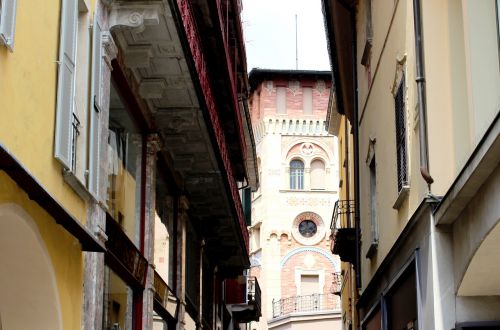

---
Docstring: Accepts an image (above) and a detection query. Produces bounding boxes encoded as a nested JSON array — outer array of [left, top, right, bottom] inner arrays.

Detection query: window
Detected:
[[497, 0, 500, 68], [310, 159, 325, 190], [154, 167, 176, 288], [394, 74, 408, 193], [103, 267, 134, 330], [290, 159, 304, 190], [54, 1, 101, 199], [185, 218, 200, 316], [276, 86, 286, 114], [367, 154, 378, 258], [361, 0, 373, 87], [298, 220, 317, 238], [107, 81, 144, 247], [0, 0, 17, 50]]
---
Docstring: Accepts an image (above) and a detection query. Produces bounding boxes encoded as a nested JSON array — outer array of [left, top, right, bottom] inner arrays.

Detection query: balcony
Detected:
[[226, 276, 261, 322], [330, 200, 356, 264], [272, 293, 340, 318], [153, 271, 179, 322]]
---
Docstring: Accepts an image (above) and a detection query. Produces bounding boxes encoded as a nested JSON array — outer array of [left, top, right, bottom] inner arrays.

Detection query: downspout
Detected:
[[345, 117, 351, 227], [351, 7, 362, 290], [412, 0, 434, 190]]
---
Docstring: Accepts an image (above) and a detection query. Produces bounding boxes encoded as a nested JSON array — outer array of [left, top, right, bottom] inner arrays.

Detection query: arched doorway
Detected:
[[0, 204, 62, 330]]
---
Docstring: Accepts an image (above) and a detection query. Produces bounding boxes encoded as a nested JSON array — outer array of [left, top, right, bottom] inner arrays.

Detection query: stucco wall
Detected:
[[0, 0, 87, 222]]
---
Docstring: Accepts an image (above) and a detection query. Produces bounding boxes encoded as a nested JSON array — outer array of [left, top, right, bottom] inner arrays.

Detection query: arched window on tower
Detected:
[[311, 159, 325, 190], [290, 159, 304, 190]]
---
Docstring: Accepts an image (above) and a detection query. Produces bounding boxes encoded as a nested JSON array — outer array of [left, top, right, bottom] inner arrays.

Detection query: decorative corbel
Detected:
[[108, 3, 163, 34], [102, 31, 118, 69]]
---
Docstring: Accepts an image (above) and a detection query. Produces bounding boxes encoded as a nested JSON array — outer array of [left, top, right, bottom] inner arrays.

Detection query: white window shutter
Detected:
[[88, 16, 102, 198], [0, 0, 18, 50], [54, 0, 78, 170]]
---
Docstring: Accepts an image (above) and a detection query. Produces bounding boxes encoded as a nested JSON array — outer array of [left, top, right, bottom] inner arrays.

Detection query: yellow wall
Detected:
[[0, 172, 83, 330], [0, 0, 86, 223]]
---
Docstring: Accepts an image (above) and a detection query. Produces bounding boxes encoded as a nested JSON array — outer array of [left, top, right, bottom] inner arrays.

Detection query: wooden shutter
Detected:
[[54, 0, 78, 170], [0, 0, 17, 50], [88, 16, 102, 198]]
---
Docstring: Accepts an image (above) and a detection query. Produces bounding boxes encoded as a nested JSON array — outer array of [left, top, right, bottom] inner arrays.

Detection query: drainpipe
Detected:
[[412, 0, 434, 190], [350, 7, 362, 291]]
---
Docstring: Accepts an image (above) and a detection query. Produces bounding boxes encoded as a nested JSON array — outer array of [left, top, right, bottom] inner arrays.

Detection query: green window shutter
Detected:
[[0, 0, 17, 50], [88, 16, 102, 198], [54, 0, 78, 170], [243, 187, 251, 226]]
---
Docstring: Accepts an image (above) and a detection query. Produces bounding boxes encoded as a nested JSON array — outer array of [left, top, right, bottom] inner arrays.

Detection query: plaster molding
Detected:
[[140, 78, 167, 99], [124, 45, 154, 68]]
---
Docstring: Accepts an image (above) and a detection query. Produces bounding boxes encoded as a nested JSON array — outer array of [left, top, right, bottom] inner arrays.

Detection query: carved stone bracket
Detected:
[[102, 31, 118, 69], [109, 3, 163, 34]]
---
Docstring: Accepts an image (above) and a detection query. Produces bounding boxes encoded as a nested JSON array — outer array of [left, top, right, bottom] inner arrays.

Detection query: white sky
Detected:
[[241, 0, 330, 71]]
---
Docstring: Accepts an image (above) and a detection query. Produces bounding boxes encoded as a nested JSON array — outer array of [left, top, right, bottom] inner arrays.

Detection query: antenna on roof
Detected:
[[295, 14, 298, 70]]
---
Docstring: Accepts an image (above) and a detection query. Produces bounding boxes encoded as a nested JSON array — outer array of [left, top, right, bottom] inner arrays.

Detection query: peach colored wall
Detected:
[[250, 80, 331, 123]]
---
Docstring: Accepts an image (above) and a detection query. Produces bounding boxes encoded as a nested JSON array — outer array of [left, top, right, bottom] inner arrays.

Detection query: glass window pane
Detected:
[[103, 267, 133, 330], [107, 82, 143, 247], [154, 163, 175, 288], [290, 160, 304, 190]]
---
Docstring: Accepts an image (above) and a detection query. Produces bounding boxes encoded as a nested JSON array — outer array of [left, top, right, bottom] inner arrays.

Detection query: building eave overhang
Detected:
[[109, 0, 250, 270], [321, 0, 356, 122]]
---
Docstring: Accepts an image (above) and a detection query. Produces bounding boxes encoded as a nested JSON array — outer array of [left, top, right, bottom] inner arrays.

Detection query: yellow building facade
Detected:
[[1, 1, 98, 328], [324, 0, 500, 328]]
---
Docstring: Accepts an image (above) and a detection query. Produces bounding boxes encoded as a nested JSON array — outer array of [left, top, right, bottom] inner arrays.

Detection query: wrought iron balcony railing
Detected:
[[272, 293, 340, 318], [330, 200, 355, 231], [226, 275, 261, 322], [330, 200, 356, 264]]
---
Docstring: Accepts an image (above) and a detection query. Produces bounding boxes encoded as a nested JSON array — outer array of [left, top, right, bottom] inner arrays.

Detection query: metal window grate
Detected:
[[394, 75, 408, 192], [70, 112, 80, 173]]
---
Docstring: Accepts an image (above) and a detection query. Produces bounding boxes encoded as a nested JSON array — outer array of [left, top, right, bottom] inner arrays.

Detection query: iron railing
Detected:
[[70, 112, 81, 173], [394, 74, 408, 192], [272, 293, 340, 318], [330, 200, 356, 231], [246, 276, 262, 316]]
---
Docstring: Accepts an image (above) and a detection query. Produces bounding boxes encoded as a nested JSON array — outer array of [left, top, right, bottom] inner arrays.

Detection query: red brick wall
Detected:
[[249, 79, 330, 122], [279, 236, 336, 299]]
